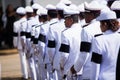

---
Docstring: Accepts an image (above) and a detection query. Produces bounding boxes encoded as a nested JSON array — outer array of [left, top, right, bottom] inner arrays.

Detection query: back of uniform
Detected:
[[74, 20, 102, 79], [13, 7, 28, 79], [91, 30, 120, 80], [13, 20, 20, 48], [51, 20, 66, 70], [39, 21, 50, 63], [60, 23, 82, 75], [20, 18, 27, 51], [73, 1, 103, 79], [47, 18, 59, 63]]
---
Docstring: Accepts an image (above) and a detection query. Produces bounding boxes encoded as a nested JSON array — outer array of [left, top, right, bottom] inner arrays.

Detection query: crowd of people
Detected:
[[0, 4, 17, 49], [12, 0, 120, 80]]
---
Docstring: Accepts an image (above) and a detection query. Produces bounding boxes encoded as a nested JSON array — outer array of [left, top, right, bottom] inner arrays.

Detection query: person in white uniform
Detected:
[[73, 1, 103, 80], [13, 7, 28, 80], [50, 2, 66, 80], [36, 7, 49, 80], [25, 6, 37, 80], [78, 3, 86, 27], [32, 3, 43, 25], [111, 0, 120, 32], [59, 4, 82, 80], [43, 4, 59, 80], [91, 10, 120, 80]]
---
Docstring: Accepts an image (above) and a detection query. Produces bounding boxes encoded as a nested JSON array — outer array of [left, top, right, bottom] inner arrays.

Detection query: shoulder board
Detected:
[[32, 24, 38, 27], [43, 22, 48, 25], [35, 24, 43, 28], [118, 32, 120, 34], [27, 18, 31, 21], [82, 24, 89, 28], [62, 28, 68, 32], [94, 33, 103, 37], [20, 21, 26, 24], [50, 22, 58, 26]]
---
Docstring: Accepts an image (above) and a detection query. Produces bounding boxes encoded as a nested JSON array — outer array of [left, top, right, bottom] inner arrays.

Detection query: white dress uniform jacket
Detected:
[[52, 19, 66, 70], [13, 17, 27, 50], [59, 23, 82, 75], [13, 17, 28, 79], [13, 20, 19, 48], [74, 20, 103, 79], [20, 17, 27, 50], [18, 17, 27, 50], [91, 30, 120, 80], [26, 17, 38, 80], [47, 18, 60, 64], [26, 17, 37, 52], [38, 21, 50, 63], [38, 21, 50, 80]]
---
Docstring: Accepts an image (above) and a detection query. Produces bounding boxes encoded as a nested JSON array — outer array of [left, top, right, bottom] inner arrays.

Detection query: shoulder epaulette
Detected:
[[32, 24, 38, 27], [27, 18, 31, 21], [35, 24, 43, 28], [50, 22, 58, 26], [20, 21, 26, 24], [82, 24, 89, 28], [62, 28, 68, 32], [94, 33, 103, 37], [118, 32, 120, 34]]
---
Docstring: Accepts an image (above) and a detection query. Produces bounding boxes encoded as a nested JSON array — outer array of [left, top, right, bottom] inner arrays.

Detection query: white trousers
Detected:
[[18, 50, 28, 79], [27, 56, 37, 80]]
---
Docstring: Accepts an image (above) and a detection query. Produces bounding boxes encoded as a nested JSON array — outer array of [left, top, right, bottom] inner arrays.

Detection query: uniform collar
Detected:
[[71, 23, 80, 28], [59, 19, 65, 23], [27, 17, 34, 20], [90, 19, 96, 24], [49, 18, 59, 25], [104, 30, 113, 34], [117, 18, 120, 22], [21, 17, 27, 21]]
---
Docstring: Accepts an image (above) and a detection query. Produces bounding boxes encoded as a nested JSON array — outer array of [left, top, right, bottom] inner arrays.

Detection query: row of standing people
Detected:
[[13, 0, 120, 80], [0, 4, 17, 48]]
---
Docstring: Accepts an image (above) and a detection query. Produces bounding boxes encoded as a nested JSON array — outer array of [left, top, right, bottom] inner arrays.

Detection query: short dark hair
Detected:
[[41, 15, 47, 21], [101, 19, 119, 32], [58, 10, 64, 18], [79, 12, 85, 19], [107, 1, 114, 8], [33, 9, 38, 14], [47, 10, 57, 18], [114, 10, 120, 18], [71, 14, 79, 23]]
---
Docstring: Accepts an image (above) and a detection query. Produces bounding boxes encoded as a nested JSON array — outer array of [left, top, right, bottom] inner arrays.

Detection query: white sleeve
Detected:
[[40, 25, 50, 64], [47, 27, 56, 63], [59, 32, 70, 74], [74, 29, 91, 72], [39, 26, 46, 59], [20, 21, 27, 45], [91, 38, 102, 80], [64, 38, 80, 75], [13, 22, 18, 48]]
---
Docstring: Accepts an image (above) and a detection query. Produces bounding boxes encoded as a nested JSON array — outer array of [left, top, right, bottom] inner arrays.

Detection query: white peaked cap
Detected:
[[32, 3, 43, 9], [37, 8, 47, 16], [60, 0, 72, 5], [111, 1, 120, 10], [56, 3, 66, 10], [16, 7, 26, 14], [96, 10, 116, 21], [37, 8, 41, 16], [78, 3, 85, 12], [46, 4, 56, 10], [25, 6, 33, 13], [85, 0, 102, 11], [64, 4, 79, 16], [95, 0, 107, 6]]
